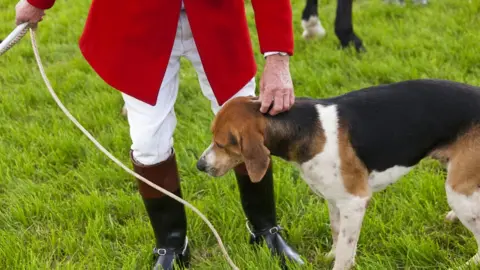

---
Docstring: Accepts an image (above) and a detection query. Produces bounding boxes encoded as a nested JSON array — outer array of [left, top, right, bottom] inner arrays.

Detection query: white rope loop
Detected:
[[2, 24, 239, 270], [0, 22, 29, 55]]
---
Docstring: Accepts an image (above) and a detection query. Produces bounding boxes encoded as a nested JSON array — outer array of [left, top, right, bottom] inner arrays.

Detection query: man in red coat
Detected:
[[16, 0, 304, 269]]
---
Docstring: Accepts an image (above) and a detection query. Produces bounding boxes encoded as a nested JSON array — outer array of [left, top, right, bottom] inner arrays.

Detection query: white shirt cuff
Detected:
[[263, 51, 288, 58]]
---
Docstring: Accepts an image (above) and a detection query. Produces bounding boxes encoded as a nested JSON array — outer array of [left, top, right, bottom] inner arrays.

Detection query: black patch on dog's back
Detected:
[[330, 79, 480, 172], [265, 98, 324, 163]]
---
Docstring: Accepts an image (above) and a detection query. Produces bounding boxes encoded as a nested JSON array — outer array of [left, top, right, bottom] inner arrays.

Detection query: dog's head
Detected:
[[197, 96, 270, 182]]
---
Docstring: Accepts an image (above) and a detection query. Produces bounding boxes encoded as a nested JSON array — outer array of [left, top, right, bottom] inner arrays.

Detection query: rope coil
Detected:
[[0, 22, 29, 55], [0, 23, 239, 270]]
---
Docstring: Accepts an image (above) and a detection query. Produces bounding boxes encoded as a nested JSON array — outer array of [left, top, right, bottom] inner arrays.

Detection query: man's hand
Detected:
[[15, 0, 45, 26], [259, 54, 295, 116]]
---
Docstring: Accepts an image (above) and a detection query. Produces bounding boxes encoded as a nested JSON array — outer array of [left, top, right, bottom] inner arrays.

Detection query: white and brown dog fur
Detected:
[[196, 79, 480, 269]]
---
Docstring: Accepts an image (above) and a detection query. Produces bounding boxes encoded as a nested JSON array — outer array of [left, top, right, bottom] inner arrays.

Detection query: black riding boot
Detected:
[[234, 163, 304, 268], [132, 151, 190, 270]]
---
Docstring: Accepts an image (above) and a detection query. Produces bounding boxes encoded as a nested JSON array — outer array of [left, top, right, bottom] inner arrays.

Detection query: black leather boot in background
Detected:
[[234, 163, 304, 269], [132, 151, 190, 270]]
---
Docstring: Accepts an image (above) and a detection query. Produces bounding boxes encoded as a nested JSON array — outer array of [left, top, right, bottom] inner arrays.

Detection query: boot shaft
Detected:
[[131, 151, 180, 199], [234, 162, 276, 231], [131, 151, 187, 249]]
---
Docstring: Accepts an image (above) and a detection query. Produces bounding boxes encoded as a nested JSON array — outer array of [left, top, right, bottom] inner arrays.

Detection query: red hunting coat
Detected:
[[28, 0, 294, 106]]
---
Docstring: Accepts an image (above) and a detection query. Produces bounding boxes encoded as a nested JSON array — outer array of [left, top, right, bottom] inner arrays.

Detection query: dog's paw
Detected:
[[302, 16, 326, 40], [121, 104, 128, 118], [445, 210, 458, 222]]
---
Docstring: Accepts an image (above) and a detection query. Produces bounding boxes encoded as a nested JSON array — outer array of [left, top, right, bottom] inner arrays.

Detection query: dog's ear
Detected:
[[240, 128, 270, 182]]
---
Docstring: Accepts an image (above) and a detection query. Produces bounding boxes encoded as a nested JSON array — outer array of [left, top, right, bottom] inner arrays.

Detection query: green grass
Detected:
[[1, 0, 480, 269]]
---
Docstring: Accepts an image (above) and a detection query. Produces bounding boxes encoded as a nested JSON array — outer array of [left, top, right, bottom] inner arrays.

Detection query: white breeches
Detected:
[[123, 11, 256, 165]]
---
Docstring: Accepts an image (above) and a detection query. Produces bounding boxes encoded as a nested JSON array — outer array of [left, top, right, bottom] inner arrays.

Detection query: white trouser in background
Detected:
[[122, 11, 256, 165]]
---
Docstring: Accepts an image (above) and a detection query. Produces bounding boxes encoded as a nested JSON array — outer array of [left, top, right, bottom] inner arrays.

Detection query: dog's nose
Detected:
[[196, 158, 207, 172]]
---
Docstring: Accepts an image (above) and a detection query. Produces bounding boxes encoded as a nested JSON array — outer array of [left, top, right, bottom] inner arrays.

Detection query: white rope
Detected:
[[0, 22, 29, 55], [1, 24, 239, 270]]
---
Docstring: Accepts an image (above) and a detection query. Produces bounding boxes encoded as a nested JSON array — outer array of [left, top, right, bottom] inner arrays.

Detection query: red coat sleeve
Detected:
[[27, 0, 56, 9], [251, 0, 294, 56]]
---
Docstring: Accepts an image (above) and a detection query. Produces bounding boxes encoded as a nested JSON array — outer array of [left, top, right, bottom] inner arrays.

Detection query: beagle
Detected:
[[197, 79, 480, 269]]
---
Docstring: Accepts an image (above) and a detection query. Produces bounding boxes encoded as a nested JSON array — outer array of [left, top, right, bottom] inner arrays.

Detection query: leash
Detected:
[[0, 23, 239, 270]]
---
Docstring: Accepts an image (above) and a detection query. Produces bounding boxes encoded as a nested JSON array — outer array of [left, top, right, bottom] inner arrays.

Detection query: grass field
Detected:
[[1, 0, 480, 269]]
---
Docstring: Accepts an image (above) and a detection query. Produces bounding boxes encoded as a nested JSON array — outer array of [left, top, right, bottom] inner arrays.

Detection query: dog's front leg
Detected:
[[326, 200, 340, 260], [332, 196, 369, 270]]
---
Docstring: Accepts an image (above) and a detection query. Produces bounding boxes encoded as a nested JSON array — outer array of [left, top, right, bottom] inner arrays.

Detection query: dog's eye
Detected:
[[215, 142, 225, 149]]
